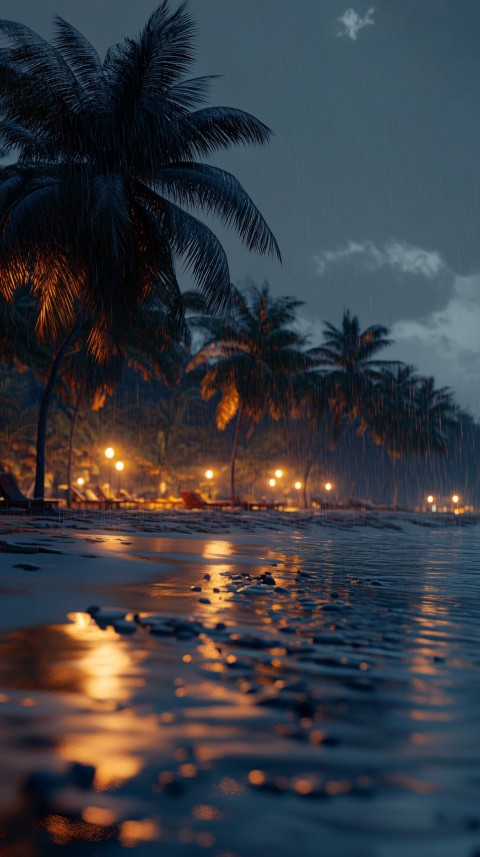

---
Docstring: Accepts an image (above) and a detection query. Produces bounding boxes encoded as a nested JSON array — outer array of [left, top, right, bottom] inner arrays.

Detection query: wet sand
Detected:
[[0, 510, 480, 856]]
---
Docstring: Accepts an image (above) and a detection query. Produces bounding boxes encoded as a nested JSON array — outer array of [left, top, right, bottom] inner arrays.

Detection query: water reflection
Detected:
[[1, 527, 480, 855]]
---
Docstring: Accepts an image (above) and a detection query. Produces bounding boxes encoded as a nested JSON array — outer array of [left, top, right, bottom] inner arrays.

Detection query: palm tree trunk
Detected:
[[66, 381, 85, 508], [349, 437, 367, 503], [230, 404, 244, 504], [34, 315, 83, 500], [392, 462, 399, 508], [303, 458, 315, 509]]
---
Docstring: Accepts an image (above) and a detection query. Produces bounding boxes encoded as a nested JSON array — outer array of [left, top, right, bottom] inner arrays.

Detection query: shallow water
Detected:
[[1, 524, 480, 856]]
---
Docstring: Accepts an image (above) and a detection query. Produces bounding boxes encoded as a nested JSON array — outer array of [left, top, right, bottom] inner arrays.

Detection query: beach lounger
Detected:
[[95, 485, 125, 508], [181, 490, 247, 510], [0, 472, 59, 511], [70, 485, 120, 511]]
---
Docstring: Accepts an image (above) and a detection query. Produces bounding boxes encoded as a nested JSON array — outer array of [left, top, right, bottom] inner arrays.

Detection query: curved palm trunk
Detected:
[[230, 404, 244, 504], [34, 315, 83, 500], [66, 381, 85, 508], [302, 458, 315, 510]]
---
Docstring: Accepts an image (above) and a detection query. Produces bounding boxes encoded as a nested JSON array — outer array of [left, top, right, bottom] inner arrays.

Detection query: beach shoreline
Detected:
[[1, 511, 480, 856]]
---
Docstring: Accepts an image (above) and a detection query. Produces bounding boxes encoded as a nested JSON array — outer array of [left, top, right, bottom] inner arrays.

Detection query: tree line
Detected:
[[0, 3, 463, 505]]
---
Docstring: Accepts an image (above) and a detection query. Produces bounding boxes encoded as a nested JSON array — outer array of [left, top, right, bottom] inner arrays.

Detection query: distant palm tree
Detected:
[[314, 310, 394, 429], [412, 376, 458, 458], [0, 2, 280, 496], [189, 283, 313, 501], [370, 365, 420, 505]]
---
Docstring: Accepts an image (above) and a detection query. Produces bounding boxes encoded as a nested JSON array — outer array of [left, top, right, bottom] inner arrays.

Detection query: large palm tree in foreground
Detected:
[[0, 1, 280, 496], [190, 283, 313, 500]]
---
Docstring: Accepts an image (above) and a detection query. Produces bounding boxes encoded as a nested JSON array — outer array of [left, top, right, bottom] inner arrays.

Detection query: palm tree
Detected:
[[189, 283, 314, 501], [0, 2, 280, 497], [370, 365, 419, 505], [314, 310, 394, 428], [412, 376, 458, 458], [312, 310, 396, 502], [370, 368, 458, 505]]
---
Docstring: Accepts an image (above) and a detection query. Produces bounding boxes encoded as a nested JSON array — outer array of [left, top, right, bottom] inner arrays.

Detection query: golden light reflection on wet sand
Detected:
[[64, 612, 144, 702], [57, 613, 163, 792]]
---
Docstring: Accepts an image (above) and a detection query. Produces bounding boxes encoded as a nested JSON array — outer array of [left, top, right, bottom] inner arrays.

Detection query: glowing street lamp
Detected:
[[325, 482, 332, 492], [275, 469, 283, 479], [427, 495, 434, 504], [205, 469, 214, 498], [294, 481, 302, 490], [104, 447, 115, 498], [269, 478, 276, 488], [77, 477, 85, 487], [115, 460, 124, 492], [452, 494, 459, 504]]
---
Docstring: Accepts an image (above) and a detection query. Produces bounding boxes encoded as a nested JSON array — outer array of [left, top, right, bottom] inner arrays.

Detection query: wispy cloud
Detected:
[[337, 7, 375, 40], [315, 240, 446, 279]]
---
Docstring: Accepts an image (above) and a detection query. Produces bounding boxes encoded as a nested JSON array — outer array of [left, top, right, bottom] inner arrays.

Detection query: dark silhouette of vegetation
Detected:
[[0, 2, 280, 497], [189, 283, 315, 500]]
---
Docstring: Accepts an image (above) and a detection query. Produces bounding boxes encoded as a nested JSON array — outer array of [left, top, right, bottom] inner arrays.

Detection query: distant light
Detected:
[[77, 477, 85, 486], [325, 482, 332, 492], [269, 478, 276, 487], [115, 461, 124, 472], [275, 469, 283, 479], [105, 447, 115, 459], [205, 469, 214, 480], [427, 495, 434, 504], [452, 494, 459, 504], [294, 481, 302, 490]]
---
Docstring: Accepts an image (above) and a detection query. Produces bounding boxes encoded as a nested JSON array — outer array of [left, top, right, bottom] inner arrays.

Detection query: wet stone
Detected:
[[13, 563, 41, 571]]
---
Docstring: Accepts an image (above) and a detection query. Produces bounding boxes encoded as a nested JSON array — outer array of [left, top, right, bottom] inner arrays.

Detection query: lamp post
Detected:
[[105, 447, 114, 498], [205, 469, 213, 499], [115, 460, 124, 493], [268, 477, 276, 501], [452, 494, 459, 513]]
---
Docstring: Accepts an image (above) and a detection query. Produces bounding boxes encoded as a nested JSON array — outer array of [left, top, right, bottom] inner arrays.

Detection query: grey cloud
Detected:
[[337, 7, 375, 40], [315, 240, 447, 279]]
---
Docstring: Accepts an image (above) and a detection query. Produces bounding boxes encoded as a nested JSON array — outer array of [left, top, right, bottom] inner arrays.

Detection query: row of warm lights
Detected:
[[205, 468, 332, 493], [427, 494, 459, 504]]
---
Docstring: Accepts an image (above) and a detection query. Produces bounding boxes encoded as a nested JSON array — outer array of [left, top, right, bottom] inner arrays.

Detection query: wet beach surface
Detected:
[[1, 515, 480, 856]]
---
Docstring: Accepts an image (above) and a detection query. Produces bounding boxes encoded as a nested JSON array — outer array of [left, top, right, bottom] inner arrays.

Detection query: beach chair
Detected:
[[0, 472, 59, 511], [245, 500, 285, 510], [70, 485, 119, 511], [95, 485, 125, 508], [118, 488, 145, 507], [181, 490, 246, 510]]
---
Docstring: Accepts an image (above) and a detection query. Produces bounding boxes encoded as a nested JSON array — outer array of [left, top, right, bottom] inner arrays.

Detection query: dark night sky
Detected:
[[2, 0, 480, 413]]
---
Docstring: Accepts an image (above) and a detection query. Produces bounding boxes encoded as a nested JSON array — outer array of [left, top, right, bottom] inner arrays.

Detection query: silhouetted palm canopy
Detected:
[[370, 367, 457, 462], [0, 2, 280, 358], [313, 310, 394, 426], [190, 283, 313, 430], [370, 365, 419, 460], [412, 376, 458, 457]]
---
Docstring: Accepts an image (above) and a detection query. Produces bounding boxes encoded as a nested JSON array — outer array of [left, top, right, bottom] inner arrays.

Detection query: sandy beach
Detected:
[[0, 509, 479, 856]]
